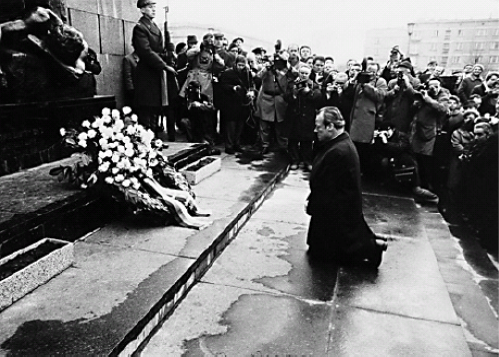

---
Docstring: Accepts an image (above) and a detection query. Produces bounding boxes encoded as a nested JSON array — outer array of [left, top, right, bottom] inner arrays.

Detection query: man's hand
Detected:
[[165, 65, 177, 75], [214, 53, 224, 65]]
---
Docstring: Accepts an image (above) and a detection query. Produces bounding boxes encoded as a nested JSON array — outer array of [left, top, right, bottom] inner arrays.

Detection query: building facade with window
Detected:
[[365, 19, 499, 74], [408, 19, 499, 73]]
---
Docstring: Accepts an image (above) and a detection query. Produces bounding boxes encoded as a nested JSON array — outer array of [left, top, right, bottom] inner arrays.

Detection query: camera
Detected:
[[295, 79, 309, 91], [356, 71, 372, 84]]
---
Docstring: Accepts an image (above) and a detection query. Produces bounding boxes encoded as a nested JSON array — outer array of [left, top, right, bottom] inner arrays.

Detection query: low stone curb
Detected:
[[0, 238, 74, 311]]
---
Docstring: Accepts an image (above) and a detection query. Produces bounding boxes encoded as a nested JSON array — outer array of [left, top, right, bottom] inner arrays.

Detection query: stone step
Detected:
[[0, 143, 210, 260], [0, 151, 289, 356]]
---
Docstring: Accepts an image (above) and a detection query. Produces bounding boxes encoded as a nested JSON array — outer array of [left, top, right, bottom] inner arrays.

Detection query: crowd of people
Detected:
[[127, 0, 498, 245]]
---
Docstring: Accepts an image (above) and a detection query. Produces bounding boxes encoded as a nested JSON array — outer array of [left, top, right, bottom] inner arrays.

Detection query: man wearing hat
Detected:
[[255, 50, 296, 154], [132, 0, 177, 139], [177, 35, 198, 71], [457, 64, 484, 104], [231, 37, 247, 56], [381, 45, 403, 83], [385, 58, 420, 134], [410, 77, 450, 195], [252, 47, 266, 65], [219, 55, 256, 154], [176, 35, 198, 89]]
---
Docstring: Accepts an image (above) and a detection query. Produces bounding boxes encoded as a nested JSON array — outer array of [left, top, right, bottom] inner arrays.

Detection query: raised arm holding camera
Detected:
[[288, 65, 322, 171], [385, 58, 421, 134], [255, 44, 297, 155], [349, 59, 388, 174]]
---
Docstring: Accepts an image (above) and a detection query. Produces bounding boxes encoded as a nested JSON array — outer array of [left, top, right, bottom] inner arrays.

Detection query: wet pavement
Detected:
[[142, 169, 497, 356], [0, 144, 496, 356]]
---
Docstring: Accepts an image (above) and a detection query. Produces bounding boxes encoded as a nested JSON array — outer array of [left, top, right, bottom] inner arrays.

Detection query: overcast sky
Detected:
[[156, 0, 499, 64]]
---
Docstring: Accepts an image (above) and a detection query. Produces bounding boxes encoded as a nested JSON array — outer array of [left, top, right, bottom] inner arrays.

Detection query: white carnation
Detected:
[[87, 129, 97, 139], [122, 106, 132, 115], [59, 128, 66, 137], [131, 114, 138, 123], [125, 141, 133, 150], [117, 145, 125, 153], [126, 125, 136, 135], [111, 109, 121, 120], [104, 176, 114, 184], [82, 120, 91, 128], [113, 120, 125, 133], [116, 133, 125, 141], [121, 179, 131, 188], [98, 138, 108, 148], [78, 132, 88, 141], [102, 108, 111, 116], [99, 162, 110, 172], [112, 167, 119, 175], [125, 148, 135, 157], [115, 174, 125, 183], [111, 154, 120, 163], [104, 150, 113, 157], [78, 140, 87, 148]]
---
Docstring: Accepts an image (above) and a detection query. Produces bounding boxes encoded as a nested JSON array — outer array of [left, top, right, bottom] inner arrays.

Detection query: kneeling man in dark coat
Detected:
[[306, 106, 387, 268]]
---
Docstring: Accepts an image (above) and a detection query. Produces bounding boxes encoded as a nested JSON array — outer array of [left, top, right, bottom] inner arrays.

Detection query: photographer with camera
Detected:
[[410, 77, 450, 195], [219, 55, 256, 154], [321, 72, 356, 132], [178, 80, 215, 146], [287, 65, 322, 171], [255, 45, 297, 155], [349, 58, 388, 174], [384, 58, 421, 134]]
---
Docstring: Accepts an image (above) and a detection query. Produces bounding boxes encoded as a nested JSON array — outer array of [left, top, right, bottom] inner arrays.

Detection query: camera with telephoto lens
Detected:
[[356, 71, 372, 84]]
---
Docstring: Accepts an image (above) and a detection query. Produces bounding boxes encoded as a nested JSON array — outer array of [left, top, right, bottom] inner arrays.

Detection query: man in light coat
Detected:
[[349, 61, 387, 173], [410, 77, 450, 192], [255, 51, 296, 154]]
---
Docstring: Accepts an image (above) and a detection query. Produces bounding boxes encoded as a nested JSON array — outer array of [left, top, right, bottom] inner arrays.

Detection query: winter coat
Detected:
[[457, 76, 482, 103], [255, 68, 296, 123], [385, 75, 420, 134], [288, 79, 322, 140], [350, 77, 388, 143], [132, 16, 169, 107], [471, 83, 498, 116], [219, 67, 254, 122], [306, 132, 377, 260], [320, 83, 356, 132], [410, 88, 450, 156]]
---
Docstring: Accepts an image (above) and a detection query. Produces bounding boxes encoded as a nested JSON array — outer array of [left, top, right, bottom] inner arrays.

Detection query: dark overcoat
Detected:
[[219, 67, 253, 122], [307, 132, 376, 260], [132, 16, 168, 107], [288, 80, 322, 141]]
